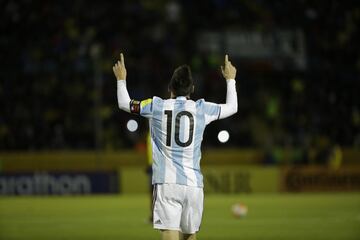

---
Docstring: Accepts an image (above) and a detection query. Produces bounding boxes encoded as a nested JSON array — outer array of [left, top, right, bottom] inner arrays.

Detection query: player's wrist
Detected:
[[116, 75, 126, 81], [117, 80, 127, 86], [224, 74, 236, 80], [226, 79, 236, 84]]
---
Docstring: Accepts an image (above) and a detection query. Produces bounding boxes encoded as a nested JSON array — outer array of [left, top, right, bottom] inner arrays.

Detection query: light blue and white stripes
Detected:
[[151, 97, 165, 184], [143, 96, 220, 188]]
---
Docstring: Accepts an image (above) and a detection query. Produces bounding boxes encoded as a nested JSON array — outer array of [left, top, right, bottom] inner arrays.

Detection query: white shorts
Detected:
[[153, 183, 204, 234]]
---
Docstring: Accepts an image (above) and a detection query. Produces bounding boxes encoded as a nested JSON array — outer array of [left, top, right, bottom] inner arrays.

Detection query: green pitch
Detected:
[[0, 193, 359, 240]]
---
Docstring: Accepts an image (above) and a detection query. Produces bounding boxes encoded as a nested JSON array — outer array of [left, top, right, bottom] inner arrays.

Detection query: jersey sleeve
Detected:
[[140, 98, 153, 118], [203, 101, 221, 125], [129, 98, 154, 118]]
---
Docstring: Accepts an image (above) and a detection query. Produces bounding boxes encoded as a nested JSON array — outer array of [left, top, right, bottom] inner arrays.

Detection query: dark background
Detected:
[[1, 0, 359, 159]]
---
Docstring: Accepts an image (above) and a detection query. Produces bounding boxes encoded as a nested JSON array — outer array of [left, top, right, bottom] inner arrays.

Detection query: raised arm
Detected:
[[113, 53, 131, 113], [219, 54, 238, 119]]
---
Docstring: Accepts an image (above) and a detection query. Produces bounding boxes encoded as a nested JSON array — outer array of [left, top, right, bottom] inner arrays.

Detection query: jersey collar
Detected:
[[176, 96, 188, 100]]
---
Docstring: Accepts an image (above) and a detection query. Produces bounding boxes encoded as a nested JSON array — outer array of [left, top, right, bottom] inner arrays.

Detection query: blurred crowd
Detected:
[[1, 0, 359, 164]]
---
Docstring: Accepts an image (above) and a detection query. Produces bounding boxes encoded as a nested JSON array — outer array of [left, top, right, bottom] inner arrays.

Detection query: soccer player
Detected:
[[113, 53, 237, 240]]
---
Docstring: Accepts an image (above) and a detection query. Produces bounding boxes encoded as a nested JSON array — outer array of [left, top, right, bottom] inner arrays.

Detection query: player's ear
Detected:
[[191, 85, 195, 93]]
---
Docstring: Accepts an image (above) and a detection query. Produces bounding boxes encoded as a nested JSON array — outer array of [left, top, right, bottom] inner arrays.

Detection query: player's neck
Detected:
[[170, 93, 190, 99]]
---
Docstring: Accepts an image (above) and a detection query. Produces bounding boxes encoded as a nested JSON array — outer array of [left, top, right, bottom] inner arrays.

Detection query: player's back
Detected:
[[148, 96, 220, 188]]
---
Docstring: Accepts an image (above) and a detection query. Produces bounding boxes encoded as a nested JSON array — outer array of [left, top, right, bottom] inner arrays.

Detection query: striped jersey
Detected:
[[137, 96, 221, 188]]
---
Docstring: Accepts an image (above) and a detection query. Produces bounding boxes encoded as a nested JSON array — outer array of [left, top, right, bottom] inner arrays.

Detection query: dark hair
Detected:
[[169, 65, 194, 97]]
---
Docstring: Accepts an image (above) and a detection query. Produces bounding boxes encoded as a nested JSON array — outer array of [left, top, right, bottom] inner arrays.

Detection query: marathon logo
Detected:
[[0, 172, 119, 195]]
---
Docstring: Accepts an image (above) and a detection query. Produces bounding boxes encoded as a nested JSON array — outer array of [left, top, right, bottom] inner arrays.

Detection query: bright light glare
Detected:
[[127, 119, 138, 132], [218, 130, 230, 143]]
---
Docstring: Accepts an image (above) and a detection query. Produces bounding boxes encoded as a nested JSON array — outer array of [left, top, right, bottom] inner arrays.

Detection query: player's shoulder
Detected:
[[195, 99, 220, 113], [139, 96, 162, 110], [151, 96, 164, 104], [152, 96, 162, 101], [195, 98, 206, 105], [143, 96, 162, 104], [195, 98, 213, 108], [145, 96, 166, 108]]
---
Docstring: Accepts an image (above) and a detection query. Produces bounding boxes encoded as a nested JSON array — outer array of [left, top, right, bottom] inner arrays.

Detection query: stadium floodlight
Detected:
[[218, 130, 229, 143], [126, 119, 138, 132]]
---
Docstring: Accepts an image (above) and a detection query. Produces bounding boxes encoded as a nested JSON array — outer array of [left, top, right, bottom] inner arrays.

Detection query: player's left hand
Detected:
[[113, 53, 127, 80], [221, 54, 236, 80]]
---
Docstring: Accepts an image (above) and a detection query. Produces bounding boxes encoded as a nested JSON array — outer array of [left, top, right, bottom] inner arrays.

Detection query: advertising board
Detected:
[[0, 172, 119, 195]]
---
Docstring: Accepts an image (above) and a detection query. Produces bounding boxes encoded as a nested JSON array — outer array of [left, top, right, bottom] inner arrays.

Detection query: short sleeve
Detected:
[[140, 98, 153, 118], [203, 101, 221, 125], [129, 98, 153, 118]]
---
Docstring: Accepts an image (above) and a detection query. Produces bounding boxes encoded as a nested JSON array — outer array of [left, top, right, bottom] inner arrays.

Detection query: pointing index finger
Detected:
[[225, 54, 229, 64], [120, 53, 125, 66]]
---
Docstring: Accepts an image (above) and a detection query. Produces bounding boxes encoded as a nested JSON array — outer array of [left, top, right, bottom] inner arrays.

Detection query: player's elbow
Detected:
[[118, 101, 130, 112], [230, 104, 238, 116], [219, 103, 237, 119], [229, 101, 238, 115], [233, 102, 238, 114]]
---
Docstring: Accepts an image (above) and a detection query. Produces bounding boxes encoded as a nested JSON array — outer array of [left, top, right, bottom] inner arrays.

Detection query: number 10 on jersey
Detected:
[[164, 110, 194, 147]]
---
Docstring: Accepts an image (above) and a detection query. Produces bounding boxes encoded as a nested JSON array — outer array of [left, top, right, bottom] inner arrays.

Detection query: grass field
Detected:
[[0, 193, 359, 240]]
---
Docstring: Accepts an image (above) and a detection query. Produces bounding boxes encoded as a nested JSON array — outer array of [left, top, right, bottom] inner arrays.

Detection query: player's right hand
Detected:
[[113, 53, 127, 80], [221, 54, 236, 80]]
